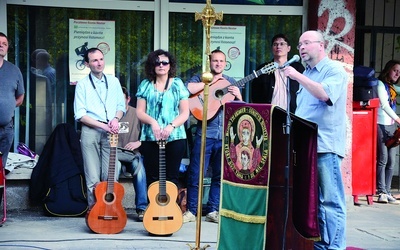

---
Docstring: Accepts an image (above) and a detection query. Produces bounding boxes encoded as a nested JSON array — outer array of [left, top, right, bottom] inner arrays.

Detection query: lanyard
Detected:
[[89, 73, 109, 122], [89, 73, 108, 89]]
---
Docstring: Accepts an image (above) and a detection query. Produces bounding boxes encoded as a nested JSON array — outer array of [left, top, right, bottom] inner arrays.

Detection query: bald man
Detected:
[[283, 30, 348, 250]]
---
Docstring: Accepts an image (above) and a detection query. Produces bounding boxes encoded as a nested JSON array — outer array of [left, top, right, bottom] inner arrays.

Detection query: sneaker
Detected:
[[387, 194, 400, 205], [205, 211, 219, 223], [183, 211, 196, 223], [137, 210, 145, 222], [377, 193, 388, 204]]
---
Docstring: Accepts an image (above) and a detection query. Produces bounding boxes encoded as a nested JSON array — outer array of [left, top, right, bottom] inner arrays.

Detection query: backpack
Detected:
[[353, 65, 378, 101]]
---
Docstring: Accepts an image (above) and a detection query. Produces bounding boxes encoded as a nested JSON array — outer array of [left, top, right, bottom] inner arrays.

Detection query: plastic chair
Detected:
[[0, 151, 7, 225]]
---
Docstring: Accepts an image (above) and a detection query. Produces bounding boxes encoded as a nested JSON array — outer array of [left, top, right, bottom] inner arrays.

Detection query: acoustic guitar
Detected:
[[143, 140, 183, 235], [86, 133, 127, 234], [188, 62, 278, 120]]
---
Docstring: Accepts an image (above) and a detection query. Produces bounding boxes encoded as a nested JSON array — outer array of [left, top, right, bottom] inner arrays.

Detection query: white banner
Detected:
[[203, 25, 246, 80], [69, 19, 115, 85]]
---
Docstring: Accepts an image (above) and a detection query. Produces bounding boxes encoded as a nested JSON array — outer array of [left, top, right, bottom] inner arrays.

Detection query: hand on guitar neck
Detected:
[[188, 62, 278, 120], [143, 140, 183, 236]]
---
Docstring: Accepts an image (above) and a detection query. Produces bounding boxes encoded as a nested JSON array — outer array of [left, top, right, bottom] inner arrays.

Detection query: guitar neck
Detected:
[[159, 141, 167, 197], [107, 133, 119, 193], [233, 67, 267, 88], [107, 146, 117, 192]]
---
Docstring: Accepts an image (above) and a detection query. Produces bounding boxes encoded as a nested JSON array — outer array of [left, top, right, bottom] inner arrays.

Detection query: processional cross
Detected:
[[187, 1, 223, 250], [195, 0, 223, 73]]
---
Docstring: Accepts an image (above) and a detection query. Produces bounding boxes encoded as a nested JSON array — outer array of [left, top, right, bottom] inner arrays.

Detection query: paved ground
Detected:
[[0, 193, 399, 249], [346, 192, 400, 250]]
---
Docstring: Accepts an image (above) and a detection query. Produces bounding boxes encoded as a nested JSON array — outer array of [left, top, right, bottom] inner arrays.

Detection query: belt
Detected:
[[98, 120, 108, 124]]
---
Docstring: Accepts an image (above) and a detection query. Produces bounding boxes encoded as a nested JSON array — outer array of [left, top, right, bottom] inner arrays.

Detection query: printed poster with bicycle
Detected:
[[203, 25, 246, 81], [68, 19, 115, 85]]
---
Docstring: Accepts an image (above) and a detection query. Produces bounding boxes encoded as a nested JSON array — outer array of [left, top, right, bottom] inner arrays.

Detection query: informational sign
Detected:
[[69, 19, 115, 85], [203, 25, 246, 80]]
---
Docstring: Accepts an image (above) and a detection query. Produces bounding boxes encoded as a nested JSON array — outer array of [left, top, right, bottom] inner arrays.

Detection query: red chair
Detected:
[[0, 152, 6, 225]]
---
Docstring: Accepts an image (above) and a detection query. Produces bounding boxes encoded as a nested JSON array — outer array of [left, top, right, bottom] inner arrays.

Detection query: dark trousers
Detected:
[[141, 139, 186, 188]]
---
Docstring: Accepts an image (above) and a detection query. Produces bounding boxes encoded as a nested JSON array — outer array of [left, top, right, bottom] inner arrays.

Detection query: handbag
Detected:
[[385, 127, 400, 148], [17, 142, 37, 159]]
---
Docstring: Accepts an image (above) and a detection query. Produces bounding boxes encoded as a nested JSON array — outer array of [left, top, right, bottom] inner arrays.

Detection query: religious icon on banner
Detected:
[[224, 106, 269, 181]]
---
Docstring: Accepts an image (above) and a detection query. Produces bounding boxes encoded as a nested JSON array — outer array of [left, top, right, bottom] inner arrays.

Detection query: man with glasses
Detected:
[[282, 30, 348, 250], [251, 34, 304, 112]]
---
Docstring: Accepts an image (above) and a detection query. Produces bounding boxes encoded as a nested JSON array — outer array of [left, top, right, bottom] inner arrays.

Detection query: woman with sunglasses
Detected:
[[136, 49, 189, 190]]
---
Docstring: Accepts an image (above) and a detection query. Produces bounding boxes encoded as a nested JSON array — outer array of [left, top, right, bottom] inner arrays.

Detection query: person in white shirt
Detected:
[[375, 59, 400, 204]]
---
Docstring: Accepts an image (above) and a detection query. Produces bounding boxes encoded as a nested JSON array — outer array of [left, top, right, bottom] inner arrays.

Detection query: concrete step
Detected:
[[3, 168, 137, 212]]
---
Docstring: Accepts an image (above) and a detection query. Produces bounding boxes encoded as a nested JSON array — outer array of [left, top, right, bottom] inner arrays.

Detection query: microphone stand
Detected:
[[282, 75, 292, 250]]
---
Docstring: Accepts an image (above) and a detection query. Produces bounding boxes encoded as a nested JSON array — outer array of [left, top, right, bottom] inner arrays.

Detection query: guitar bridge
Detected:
[[98, 215, 119, 220], [152, 216, 174, 221]]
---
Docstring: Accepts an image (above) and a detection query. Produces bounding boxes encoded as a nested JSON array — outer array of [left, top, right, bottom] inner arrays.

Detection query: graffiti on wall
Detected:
[[318, 0, 355, 67]]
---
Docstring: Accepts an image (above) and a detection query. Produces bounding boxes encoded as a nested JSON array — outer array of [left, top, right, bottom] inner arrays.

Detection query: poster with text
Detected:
[[69, 19, 115, 85], [203, 25, 246, 80]]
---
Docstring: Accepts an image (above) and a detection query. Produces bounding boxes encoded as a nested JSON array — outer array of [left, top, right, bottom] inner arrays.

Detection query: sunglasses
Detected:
[[155, 60, 170, 66]]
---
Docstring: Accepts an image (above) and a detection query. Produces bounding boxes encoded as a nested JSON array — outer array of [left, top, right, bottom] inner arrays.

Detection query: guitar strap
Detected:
[[164, 77, 170, 91], [155, 78, 170, 121]]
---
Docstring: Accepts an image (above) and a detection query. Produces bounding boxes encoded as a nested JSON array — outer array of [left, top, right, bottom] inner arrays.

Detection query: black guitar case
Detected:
[[30, 123, 88, 216]]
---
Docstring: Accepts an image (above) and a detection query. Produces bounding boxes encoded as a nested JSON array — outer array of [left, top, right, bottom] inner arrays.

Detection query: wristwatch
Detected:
[[114, 116, 120, 121], [169, 123, 176, 129]]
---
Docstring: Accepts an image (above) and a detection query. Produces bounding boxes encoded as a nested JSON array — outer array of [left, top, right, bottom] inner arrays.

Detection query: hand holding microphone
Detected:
[[281, 55, 301, 80], [279, 55, 300, 69]]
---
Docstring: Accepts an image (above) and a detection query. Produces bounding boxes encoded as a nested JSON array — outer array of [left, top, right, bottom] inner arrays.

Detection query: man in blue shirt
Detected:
[[0, 32, 25, 169], [283, 30, 348, 250], [74, 48, 125, 208], [184, 49, 242, 223]]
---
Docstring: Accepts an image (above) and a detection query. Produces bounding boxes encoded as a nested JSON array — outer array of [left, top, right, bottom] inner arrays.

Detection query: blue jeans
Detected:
[[0, 120, 14, 167], [121, 156, 148, 212], [376, 124, 396, 194], [314, 153, 346, 250], [186, 136, 221, 216]]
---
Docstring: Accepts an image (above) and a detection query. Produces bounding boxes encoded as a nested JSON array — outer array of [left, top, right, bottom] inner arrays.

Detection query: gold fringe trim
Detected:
[[309, 236, 322, 242], [222, 179, 269, 190], [220, 208, 266, 224]]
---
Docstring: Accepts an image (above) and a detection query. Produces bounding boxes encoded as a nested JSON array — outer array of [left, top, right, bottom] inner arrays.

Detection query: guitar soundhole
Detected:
[[105, 193, 114, 203], [215, 89, 224, 99], [157, 194, 169, 205]]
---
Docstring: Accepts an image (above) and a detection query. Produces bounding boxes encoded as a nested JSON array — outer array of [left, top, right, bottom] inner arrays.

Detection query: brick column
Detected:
[[307, 0, 356, 196]]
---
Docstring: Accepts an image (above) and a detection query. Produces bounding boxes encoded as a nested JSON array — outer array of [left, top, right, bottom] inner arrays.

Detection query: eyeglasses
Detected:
[[273, 42, 288, 47], [155, 60, 170, 66], [297, 40, 321, 50]]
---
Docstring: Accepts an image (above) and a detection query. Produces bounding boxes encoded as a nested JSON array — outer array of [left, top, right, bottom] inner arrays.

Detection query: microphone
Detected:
[[279, 55, 300, 69]]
